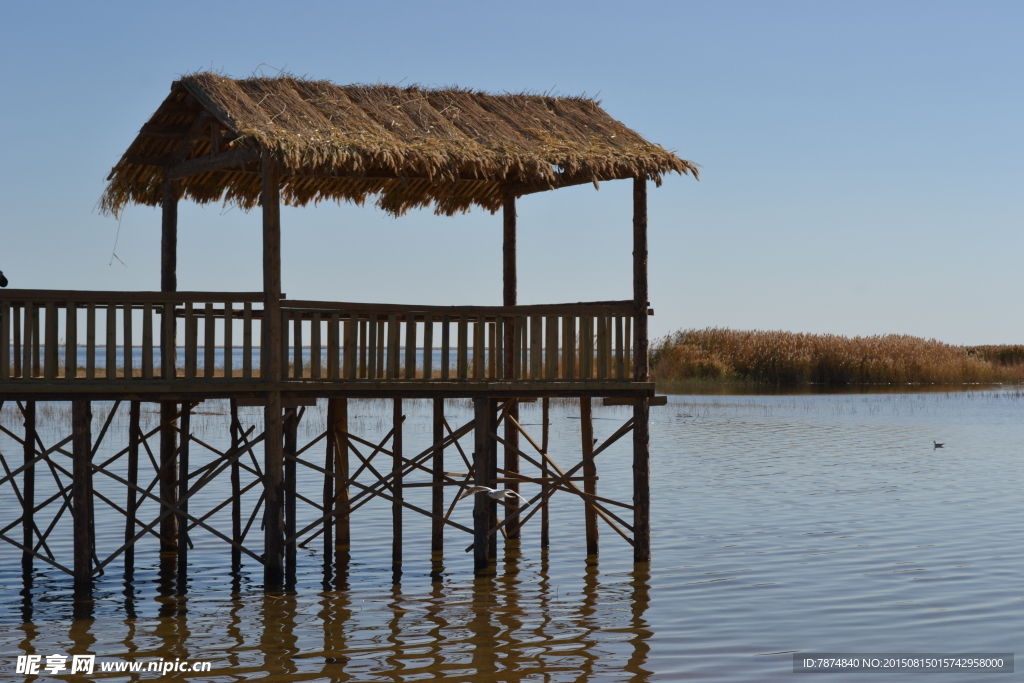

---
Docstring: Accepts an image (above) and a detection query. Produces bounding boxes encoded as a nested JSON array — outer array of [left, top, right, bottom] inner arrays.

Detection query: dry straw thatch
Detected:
[[101, 72, 697, 217]]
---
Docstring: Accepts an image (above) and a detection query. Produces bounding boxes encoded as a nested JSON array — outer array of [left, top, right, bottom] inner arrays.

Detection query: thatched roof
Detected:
[[101, 72, 698, 217]]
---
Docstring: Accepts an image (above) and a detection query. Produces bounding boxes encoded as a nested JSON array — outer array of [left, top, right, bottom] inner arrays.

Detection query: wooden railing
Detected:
[[0, 291, 637, 384]]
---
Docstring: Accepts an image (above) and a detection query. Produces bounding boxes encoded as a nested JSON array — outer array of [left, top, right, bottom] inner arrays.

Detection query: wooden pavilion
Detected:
[[0, 73, 696, 594]]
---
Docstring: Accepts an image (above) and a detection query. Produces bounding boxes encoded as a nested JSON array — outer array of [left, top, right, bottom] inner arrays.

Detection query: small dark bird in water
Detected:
[[933, 441, 944, 448]]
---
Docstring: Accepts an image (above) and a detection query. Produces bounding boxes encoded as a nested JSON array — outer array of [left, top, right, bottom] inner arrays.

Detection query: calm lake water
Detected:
[[1, 390, 1021, 681]]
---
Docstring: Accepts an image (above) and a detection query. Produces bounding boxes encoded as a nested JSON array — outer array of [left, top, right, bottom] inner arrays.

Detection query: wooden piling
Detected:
[[329, 398, 350, 558], [431, 398, 444, 555], [262, 154, 286, 590], [633, 176, 651, 562], [580, 397, 599, 556], [230, 400, 241, 572], [284, 407, 298, 588], [159, 402, 178, 554], [22, 401, 35, 569], [392, 398, 403, 576], [488, 399, 498, 560], [160, 177, 179, 557], [502, 190, 521, 539], [72, 400, 92, 597], [541, 397, 550, 548], [178, 403, 191, 592], [124, 401, 140, 574], [473, 397, 492, 573]]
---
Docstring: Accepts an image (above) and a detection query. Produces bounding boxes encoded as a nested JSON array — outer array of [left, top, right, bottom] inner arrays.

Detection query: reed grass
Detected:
[[652, 328, 1024, 387]]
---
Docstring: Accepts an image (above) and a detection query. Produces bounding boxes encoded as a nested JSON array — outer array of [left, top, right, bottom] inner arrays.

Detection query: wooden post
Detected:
[[330, 398, 350, 560], [431, 398, 444, 556], [488, 399, 498, 560], [392, 398, 403, 577], [230, 400, 241, 573], [502, 189, 521, 539], [580, 397, 599, 556], [160, 178, 179, 556], [541, 397, 550, 549], [124, 401, 140, 575], [633, 176, 651, 562], [72, 400, 92, 597], [22, 401, 35, 570], [473, 397, 491, 573], [262, 153, 285, 590], [284, 408, 298, 588], [177, 403, 190, 593]]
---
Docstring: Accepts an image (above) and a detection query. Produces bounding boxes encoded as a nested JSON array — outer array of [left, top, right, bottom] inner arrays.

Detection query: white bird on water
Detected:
[[456, 486, 528, 503], [934, 441, 945, 448]]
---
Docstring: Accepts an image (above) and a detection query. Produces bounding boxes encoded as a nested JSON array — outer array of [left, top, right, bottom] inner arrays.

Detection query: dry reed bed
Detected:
[[652, 328, 1024, 386]]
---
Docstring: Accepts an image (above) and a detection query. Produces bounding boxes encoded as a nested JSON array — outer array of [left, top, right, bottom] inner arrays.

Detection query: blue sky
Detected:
[[1, 1, 1020, 345]]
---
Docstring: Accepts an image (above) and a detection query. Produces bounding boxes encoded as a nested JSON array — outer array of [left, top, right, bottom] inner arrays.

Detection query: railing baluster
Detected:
[[491, 321, 499, 378], [457, 315, 468, 380], [31, 304, 40, 377], [615, 316, 625, 379], [66, 303, 78, 379], [513, 316, 524, 380], [242, 303, 253, 379], [0, 301, 9, 380], [123, 303, 133, 380], [530, 315, 542, 380], [311, 311, 322, 379], [328, 313, 339, 380], [11, 305, 21, 378], [85, 305, 95, 380], [106, 304, 117, 379], [625, 316, 632, 378], [405, 312, 417, 380], [581, 316, 594, 379], [44, 303, 58, 379], [367, 314, 378, 380], [566, 316, 576, 380], [142, 304, 153, 380], [545, 315, 558, 380], [184, 302, 196, 379], [597, 315, 608, 380], [293, 310, 303, 379], [22, 302, 34, 378], [223, 303, 233, 379], [384, 314, 398, 379], [359, 319, 368, 379], [161, 302, 176, 380], [344, 313, 357, 380], [423, 314, 433, 380], [440, 315, 450, 380], [473, 315, 485, 380], [495, 316, 504, 379], [376, 318, 385, 378]]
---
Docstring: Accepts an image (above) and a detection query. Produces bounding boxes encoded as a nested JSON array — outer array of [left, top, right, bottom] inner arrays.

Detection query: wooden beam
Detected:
[[473, 397, 491, 574], [166, 147, 261, 181], [431, 398, 444, 555], [140, 123, 192, 139], [603, 396, 667, 406]]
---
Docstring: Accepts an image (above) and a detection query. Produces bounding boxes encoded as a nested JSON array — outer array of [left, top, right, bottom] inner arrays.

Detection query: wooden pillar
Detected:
[[124, 401, 140, 574], [581, 397, 599, 556], [502, 190, 521, 539], [262, 154, 285, 590], [472, 397, 492, 573], [329, 398, 350, 559], [284, 408, 298, 588], [177, 403, 191, 593], [632, 176, 651, 562], [431, 398, 444, 556], [392, 398, 403, 576], [488, 399, 498, 560], [22, 401, 35, 570], [541, 397, 550, 549], [160, 178, 179, 555], [230, 400, 241, 572], [72, 400, 93, 597]]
